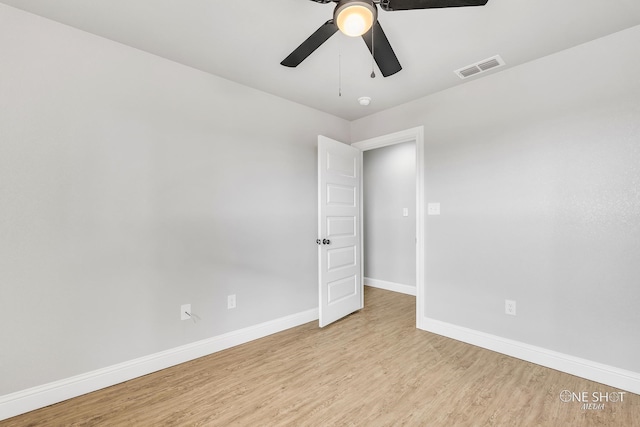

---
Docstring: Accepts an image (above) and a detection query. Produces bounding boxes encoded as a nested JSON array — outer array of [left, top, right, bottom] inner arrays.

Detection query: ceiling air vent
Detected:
[[455, 55, 505, 79]]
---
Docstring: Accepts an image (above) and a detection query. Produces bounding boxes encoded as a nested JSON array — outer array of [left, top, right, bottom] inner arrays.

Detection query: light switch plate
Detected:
[[427, 203, 441, 216], [403, 208, 409, 217]]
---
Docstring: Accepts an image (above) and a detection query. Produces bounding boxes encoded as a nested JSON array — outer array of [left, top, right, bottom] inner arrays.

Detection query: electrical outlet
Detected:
[[505, 300, 516, 316], [181, 304, 191, 320], [227, 294, 236, 309]]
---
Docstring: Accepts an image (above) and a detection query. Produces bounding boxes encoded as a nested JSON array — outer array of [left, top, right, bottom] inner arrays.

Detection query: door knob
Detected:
[[323, 239, 331, 245], [316, 239, 322, 245]]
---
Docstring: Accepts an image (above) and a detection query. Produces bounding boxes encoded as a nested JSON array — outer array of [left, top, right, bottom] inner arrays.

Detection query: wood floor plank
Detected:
[[2, 287, 638, 426]]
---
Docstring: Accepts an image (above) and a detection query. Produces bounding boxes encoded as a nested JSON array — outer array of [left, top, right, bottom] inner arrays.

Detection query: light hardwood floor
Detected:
[[3, 287, 638, 426]]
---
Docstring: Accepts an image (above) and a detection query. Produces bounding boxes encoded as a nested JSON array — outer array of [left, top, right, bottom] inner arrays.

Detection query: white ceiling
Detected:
[[2, 0, 640, 120]]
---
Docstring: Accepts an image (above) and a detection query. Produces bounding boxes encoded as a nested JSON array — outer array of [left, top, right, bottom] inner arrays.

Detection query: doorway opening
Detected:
[[352, 127, 425, 329], [363, 140, 416, 294]]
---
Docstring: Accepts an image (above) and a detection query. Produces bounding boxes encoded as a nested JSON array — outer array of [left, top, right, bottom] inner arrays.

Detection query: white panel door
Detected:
[[318, 135, 363, 327]]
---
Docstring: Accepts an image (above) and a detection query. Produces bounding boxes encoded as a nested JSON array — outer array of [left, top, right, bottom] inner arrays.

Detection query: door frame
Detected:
[[351, 126, 425, 329]]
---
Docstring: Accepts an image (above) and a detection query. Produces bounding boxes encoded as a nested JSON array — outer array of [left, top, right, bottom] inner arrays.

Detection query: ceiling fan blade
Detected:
[[362, 21, 402, 77], [281, 20, 339, 67], [380, 0, 488, 11]]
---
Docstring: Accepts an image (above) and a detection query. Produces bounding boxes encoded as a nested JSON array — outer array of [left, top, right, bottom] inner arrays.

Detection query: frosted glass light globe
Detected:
[[335, 2, 376, 37]]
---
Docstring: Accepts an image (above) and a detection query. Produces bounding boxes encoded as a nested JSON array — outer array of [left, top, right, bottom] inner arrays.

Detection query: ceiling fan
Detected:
[[281, 0, 489, 77]]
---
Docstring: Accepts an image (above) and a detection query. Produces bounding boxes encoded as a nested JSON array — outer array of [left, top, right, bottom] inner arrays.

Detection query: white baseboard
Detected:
[[365, 277, 416, 296], [421, 316, 640, 395], [0, 308, 319, 421]]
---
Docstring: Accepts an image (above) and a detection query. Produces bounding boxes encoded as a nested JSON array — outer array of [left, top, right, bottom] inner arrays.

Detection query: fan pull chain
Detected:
[[338, 53, 342, 97], [370, 24, 376, 79]]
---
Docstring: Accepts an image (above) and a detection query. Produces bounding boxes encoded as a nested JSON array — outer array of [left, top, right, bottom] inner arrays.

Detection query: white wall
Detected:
[[363, 142, 416, 287], [351, 25, 640, 374], [0, 4, 349, 397], [2, 0, 639, 410]]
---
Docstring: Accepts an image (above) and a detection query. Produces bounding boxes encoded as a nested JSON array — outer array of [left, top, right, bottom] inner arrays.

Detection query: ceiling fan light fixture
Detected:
[[334, 0, 377, 37]]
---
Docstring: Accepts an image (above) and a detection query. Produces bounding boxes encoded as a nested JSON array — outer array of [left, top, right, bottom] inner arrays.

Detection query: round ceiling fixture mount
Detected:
[[358, 96, 372, 106], [334, 0, 377, 37]]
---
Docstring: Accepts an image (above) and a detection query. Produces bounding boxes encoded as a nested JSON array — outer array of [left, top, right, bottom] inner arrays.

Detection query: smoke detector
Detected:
[[358, 96, 371, 106]]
